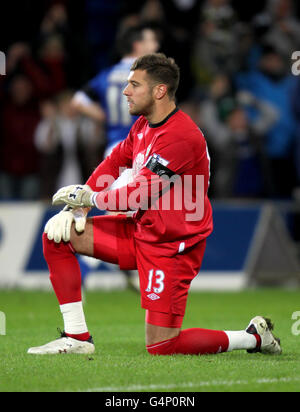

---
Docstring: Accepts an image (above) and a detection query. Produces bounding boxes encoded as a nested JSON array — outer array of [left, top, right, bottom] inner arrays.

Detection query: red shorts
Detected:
[[92, 214, 206, 328]]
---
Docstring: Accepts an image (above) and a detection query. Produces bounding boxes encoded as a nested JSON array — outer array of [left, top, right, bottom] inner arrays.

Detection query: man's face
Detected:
[[123, 69, 155, 116]]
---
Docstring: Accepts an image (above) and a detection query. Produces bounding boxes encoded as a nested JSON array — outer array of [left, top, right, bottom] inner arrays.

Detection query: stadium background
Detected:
[[0, 0, 300, 291]]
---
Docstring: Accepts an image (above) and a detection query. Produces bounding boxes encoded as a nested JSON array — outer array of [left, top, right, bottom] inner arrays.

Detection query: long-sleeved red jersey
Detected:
[[86, 108, 213, 245]]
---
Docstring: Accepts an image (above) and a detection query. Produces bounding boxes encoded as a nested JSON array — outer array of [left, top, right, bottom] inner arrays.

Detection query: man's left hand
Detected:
[[52, 185, 96, 208]]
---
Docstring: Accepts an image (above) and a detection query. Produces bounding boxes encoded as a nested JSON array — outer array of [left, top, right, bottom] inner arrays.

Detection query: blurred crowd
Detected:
[[1, 0, 300, 201]]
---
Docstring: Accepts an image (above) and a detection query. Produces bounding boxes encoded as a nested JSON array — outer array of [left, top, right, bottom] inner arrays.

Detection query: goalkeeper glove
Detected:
[[44, 206, 88, 243], [52, 184, 96, 208]]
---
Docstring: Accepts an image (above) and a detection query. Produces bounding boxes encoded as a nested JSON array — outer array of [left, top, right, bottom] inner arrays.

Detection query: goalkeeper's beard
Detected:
[[128, 97, 154, 117]]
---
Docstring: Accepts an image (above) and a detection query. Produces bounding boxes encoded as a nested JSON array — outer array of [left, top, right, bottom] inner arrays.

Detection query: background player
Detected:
[[28, 53, 281, 357], [71, 23, 159, 157]]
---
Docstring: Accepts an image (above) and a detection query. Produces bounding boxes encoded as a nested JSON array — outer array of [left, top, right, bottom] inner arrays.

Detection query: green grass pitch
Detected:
[[0, 288, 300, 392]]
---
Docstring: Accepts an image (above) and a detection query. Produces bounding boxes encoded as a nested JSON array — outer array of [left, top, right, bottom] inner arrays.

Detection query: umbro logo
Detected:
[[147, 293, 160, 301], [137, 133, 143, 140]]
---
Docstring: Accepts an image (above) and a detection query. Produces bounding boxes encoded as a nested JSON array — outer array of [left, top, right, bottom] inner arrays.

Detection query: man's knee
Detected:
[[42, 232, 53, 261], [145, 318, 180, 347], [42, 232, 73, 262], [145, 326, 180, 356]]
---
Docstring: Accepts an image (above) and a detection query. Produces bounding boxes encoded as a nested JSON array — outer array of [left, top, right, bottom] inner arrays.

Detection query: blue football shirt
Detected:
[[88, 57, 138, 153]]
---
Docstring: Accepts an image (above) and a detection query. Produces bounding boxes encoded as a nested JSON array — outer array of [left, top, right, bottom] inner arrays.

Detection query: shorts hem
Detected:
[[145, 309, 184, 328]]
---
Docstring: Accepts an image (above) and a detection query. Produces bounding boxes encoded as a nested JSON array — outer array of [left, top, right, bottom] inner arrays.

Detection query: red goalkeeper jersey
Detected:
[[86, 108, 213, 245]]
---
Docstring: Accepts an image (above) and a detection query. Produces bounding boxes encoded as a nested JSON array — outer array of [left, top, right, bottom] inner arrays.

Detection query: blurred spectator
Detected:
[[202, 0, 236, 24], [39, 3, 70, 37], [37, 2, 91, 88], [192, 0, 239, 87], [34, 90, 102, 199], [200, 75, 278, 198], [2, 3, 88, 100], [137, 0, 201, 102], [33, 99, 60, 199], [159, 0, 201, 101], [0, 75, 41, 200], [119, 0, 200, 102], [139, 0, 165, 22], [36, 34, 67, 96], [235, 45, 298, 198], [253, 0, 300, 61], [198, 74, 235, 197], [5, 40, 66, 99]]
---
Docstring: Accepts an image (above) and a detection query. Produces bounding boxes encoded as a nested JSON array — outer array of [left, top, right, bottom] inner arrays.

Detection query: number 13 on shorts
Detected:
[[145, 269, 165, 294]]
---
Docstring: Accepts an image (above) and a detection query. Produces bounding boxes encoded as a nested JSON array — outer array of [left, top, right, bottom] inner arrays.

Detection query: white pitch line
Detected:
[[83, 377, 300, 392]]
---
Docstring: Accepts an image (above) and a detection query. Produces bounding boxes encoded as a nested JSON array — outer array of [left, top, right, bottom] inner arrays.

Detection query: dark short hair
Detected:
[[131, 53, 180, 100], [115, 24, 152, 57]]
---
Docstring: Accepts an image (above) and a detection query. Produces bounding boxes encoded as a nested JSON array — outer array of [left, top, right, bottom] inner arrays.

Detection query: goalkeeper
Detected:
[[28, 53, 281, 356]]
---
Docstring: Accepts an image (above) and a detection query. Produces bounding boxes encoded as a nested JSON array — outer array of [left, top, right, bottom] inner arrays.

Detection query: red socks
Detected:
[[43, 233, 90, 341], [43, 233, 82, 305], [147, 328, 229, 355]]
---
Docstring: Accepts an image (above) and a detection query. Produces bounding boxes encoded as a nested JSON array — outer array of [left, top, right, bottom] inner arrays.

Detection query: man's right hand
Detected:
[[44, 207, 88, 243]]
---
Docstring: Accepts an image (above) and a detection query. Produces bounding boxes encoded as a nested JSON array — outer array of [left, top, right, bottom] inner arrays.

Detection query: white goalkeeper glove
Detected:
[[52, 184, 96, 208], [44, 206, 88, 243]]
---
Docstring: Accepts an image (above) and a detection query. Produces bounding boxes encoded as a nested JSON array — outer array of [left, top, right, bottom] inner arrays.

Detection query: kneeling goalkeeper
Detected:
[[28, 53, 281, 356]]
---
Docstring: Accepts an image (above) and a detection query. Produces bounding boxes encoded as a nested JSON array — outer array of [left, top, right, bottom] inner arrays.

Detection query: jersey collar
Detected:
[[148, 107, 179, 129]]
